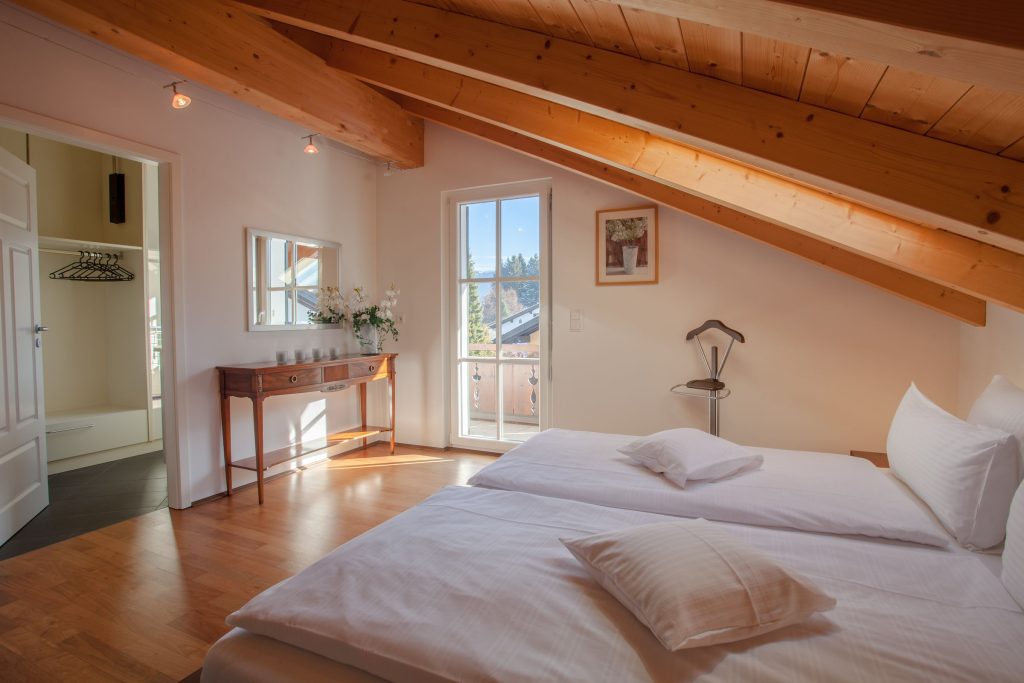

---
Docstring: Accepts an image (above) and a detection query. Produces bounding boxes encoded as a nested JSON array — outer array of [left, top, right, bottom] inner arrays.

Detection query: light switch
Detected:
[[569, 309, 583, 331]]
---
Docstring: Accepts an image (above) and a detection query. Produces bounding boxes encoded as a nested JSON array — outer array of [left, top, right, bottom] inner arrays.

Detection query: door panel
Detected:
[[0, 166, 31, 231], [0, 438, 44, 538], [0, 146, 47, 546], [11, 246, 38, 424]]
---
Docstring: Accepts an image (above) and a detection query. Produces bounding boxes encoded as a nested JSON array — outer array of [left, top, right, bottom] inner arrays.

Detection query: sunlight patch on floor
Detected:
[[324, 453, 453, 469]]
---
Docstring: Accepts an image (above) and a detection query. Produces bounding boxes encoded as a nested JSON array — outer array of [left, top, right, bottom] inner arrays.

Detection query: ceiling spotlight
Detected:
[[303, 134, 320, 155], [164, 80, 191, 109], [384, 161, 394, 177]]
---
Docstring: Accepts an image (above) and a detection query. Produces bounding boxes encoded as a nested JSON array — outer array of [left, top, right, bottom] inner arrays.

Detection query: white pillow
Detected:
[[1002, 480, 1024, 607], [968, 375, 1024, 481], [887, 383, 1018, 550], [617, 428, 762, 487], [562, 522, 835, 651]]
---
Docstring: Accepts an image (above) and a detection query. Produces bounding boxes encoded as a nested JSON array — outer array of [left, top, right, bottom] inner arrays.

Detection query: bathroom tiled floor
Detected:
[[0, 450, 167, 560]]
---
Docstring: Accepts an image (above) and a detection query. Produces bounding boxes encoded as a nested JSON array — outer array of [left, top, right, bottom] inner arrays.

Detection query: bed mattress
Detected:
[[468, 428, 950, 546], [209, 486, 1024, 683]]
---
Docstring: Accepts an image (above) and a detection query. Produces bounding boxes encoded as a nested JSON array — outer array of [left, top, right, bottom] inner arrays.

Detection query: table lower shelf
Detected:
[[230, 426, 392, 472]]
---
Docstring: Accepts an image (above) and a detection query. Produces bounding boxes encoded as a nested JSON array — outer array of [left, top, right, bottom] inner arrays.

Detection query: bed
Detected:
[[467, 428, 950, 546], [203, 485, 1024, 683]]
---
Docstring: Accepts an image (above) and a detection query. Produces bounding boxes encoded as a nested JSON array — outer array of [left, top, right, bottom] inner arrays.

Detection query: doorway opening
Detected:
[[0, 126, 167, 559]]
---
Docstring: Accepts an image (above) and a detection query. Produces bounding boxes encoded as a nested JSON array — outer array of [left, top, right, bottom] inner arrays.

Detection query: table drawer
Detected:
[[348, 358, 389, 380], [262, 367, 323, 391]]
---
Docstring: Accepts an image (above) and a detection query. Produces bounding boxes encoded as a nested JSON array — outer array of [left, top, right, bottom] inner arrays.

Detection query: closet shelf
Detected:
[[39, 236, 143, 254]]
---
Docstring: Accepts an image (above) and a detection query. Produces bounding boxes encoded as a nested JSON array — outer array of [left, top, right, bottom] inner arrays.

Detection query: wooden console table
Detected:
[[217, 353, 397, 504]]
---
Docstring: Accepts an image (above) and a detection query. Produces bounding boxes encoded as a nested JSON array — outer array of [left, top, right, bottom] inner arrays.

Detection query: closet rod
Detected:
[[40, 247, 124, 258]]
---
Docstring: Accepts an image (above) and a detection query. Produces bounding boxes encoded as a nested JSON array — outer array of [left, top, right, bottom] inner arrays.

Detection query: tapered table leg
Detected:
[[359, 383, 368, 450], [220, 393, 232, 495], [389, 372, 396, 455], [253, 396, 265, 505]]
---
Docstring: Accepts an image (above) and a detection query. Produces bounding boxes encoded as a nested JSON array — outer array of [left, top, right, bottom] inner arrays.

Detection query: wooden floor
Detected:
[[0, 443, 496, 682]]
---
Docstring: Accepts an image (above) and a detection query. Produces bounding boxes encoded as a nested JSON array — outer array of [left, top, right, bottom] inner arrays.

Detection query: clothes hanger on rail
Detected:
[[49, 251, 135, 282]]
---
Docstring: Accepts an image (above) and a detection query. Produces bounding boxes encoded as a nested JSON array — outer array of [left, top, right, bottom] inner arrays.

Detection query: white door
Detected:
[[449, 180, 550, 452], [0, 146, 48, 546]]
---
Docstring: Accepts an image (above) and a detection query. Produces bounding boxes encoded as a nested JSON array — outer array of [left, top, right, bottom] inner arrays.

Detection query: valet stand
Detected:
[[670, 320, 745, 437]]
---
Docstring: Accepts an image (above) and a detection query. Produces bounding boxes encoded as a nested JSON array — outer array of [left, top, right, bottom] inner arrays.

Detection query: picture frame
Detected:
[[595, 205, 658, 285]]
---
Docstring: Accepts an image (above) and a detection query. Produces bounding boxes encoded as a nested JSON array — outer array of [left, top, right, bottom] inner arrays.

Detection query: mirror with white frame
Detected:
[[247, 227, 341, 331]]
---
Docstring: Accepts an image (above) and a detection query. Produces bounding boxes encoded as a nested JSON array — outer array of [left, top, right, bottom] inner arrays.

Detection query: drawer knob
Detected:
[[369, 365, 375, 372], [289, 375, 298, 383]]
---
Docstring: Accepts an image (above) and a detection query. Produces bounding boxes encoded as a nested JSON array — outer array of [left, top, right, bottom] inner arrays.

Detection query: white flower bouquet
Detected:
[[347, 284, 400, 353], [606, 217, 648, 246]]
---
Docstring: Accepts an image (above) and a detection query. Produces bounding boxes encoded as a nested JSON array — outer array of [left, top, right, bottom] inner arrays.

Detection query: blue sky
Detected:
[[465, 195, 539, 276]]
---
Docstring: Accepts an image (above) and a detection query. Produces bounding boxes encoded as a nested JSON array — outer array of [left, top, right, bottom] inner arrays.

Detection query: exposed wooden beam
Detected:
[[14, 0, 423, 167], [405, 99, 986, 326], [239, 0, 1024, 244], [603, 1, 1024, 95], [284, 31, 1024, 314]]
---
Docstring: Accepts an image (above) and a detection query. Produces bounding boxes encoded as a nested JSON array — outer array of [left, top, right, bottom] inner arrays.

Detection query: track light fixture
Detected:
[[164, 80, 191, 109], [303, 134, 320, 155]]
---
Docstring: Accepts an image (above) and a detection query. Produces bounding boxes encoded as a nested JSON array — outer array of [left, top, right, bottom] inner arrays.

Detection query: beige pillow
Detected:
[[562, 522, 835, 651]]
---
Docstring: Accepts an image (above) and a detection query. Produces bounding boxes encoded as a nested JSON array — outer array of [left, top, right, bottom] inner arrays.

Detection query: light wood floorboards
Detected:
[[0, 444, 496, 682]]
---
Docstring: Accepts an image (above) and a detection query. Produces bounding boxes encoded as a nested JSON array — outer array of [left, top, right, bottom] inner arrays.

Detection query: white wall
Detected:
[[0, 2, 381, 501], [378, 124, 962, 454], [959, 304, 1024, 414]]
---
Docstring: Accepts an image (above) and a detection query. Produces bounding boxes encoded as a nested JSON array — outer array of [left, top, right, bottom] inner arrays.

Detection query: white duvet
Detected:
[[469, 428, 950, 546], [226, 486, 1024, 683]]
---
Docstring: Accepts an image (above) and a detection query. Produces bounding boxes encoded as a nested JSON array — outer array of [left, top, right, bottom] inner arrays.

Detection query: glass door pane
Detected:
[[463, 201, 497, 279], [499, 282, 539, 359], [461, 282, 496, 357], [500, 196, 540, 276]]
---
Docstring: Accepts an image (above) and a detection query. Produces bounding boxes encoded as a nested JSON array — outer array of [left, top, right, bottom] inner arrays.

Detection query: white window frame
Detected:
[[444, 179, 552, 453]]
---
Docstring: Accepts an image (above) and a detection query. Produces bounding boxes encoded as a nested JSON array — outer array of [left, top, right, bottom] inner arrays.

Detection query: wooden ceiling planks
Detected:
[[798, 51, 886, 117], [928, 87, 1024, 154], [525, 0, 594, 43], [1003, 137, 1024, 162], [568, 0, 640, 57], [620, 6, 688, 69], [452, 0, 549, 34], [406, 0, 1024, 161], [597, 0, 1024, 94], [740, 34, 810, 99], [860, 68, 971, 134], [677, 20, 742, 84]]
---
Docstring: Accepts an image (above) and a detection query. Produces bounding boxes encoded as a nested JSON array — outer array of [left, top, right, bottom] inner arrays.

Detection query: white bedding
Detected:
[[468, 428, 950, 546], [202, 629, 386, 683], [222, 486, 1024, 683]]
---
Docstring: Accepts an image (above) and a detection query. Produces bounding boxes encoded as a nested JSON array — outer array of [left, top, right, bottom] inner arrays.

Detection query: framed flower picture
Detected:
[[596, 205, 658, 285]]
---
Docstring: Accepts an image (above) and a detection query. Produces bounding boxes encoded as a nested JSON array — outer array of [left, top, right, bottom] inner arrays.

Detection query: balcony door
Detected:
[[449, 181, 550, 451]]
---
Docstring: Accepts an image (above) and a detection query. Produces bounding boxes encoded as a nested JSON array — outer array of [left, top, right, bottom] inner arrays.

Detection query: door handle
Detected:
[[35, 324, 49, 333]]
